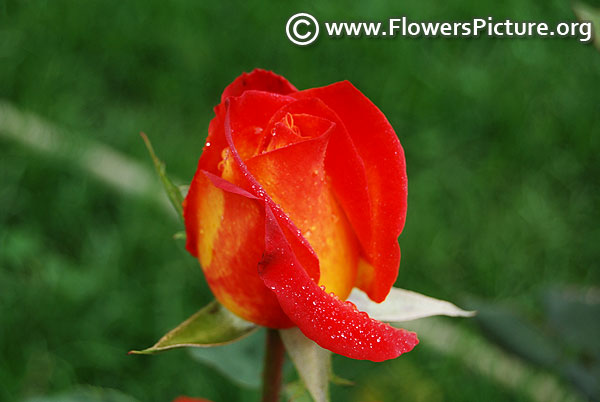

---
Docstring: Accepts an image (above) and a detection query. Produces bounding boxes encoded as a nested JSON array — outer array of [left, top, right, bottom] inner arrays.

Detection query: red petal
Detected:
[[260, 98, 372, 253], [263, 121, 303, 152], [221, 69, 298, 102], [292, 82, 408, 302], [221, 95, 321, 281], [199, 91, 295, 175], [259, 205, 418, 362], [246, 124, 359, 299], [203, 171, 320, 287], [200, 70, 298, 175], [259, 113, 334, 154], [183, 169, 292, 327], [200, 70, 297, 174]]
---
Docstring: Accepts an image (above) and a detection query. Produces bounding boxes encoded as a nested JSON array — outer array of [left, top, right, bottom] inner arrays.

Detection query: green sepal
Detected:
[[280, 328, 331, 402], [140, 132, 184, 219], [346, 287, 475, 323], [129, 300, 256, 354]]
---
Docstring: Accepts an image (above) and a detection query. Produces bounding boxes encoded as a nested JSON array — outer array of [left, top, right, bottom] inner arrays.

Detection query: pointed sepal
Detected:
[[347, 287, 475, 323], [129, 301, 256, 354], [140, 132, 185, 218], [280, 327, 331, 402]]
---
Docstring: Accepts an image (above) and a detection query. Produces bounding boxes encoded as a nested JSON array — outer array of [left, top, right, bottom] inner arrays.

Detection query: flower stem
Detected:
[[262, 329, 285, 402]]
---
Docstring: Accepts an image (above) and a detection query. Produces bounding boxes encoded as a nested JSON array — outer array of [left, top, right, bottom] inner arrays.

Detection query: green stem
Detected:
[[262, 329, 285, 402]]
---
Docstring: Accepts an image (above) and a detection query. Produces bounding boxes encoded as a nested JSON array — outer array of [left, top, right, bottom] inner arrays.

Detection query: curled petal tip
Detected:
[[260, 204, 417, 361]]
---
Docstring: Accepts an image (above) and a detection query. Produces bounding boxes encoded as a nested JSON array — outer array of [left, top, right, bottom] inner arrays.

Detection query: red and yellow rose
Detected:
[[183, 69, 417, 362]]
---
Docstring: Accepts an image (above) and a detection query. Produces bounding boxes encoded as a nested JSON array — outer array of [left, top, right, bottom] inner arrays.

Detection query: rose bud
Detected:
[[183, 69, 417, 362]]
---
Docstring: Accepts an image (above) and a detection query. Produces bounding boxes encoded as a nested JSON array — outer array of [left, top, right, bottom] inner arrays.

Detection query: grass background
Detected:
[[1, 0, 599, 401]]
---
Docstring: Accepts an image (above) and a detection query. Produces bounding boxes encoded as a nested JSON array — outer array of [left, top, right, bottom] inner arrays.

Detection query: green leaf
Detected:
[[280, 327, 330, 402], [573, 1, 600, 50], [347, 287, 475, 323], [189, 328, 265, 388], [140, 132, 184, 218], [25, 385, 140, 402], [129, 300, 256, 354]]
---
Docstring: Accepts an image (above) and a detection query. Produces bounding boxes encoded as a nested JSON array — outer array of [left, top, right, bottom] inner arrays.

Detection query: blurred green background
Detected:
[[1, 0, 599, 401]]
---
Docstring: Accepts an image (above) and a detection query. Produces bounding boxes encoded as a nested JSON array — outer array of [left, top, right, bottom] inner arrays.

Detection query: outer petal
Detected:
[[220, 68, 298, 102], [259, 205, 418, 362], [182, 170, 292, 328], [245, 122, 359, 300], [188, 96, 321, 288], [292, 82, 408, 302]]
